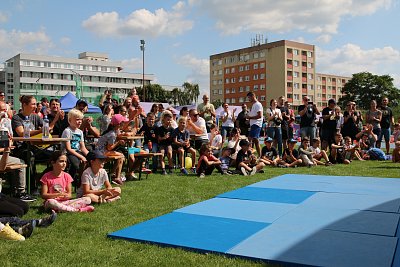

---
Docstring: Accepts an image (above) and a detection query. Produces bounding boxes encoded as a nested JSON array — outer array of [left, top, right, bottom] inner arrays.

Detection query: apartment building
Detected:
[[210, 40, 349, 109], [3, 52, 154, 110]]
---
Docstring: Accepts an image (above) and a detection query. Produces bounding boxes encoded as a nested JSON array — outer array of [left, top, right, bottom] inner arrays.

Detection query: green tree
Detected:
[[182, 82, 200, 105], [338, 72, 400, 110], [212, 99, 223, 109]]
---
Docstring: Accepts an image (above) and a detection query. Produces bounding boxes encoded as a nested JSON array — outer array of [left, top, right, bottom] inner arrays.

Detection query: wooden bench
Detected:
[[135, 152, 163, 180]]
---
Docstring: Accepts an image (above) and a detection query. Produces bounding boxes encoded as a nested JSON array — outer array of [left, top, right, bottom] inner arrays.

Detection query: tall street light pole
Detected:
[[140, 39, 145, 101]]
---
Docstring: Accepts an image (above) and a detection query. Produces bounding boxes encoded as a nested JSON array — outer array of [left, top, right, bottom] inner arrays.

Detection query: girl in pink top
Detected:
[[40, 151, 94, 212]]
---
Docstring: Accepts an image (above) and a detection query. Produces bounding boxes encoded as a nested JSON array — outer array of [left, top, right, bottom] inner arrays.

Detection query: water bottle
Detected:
[[42, 115, 50, 138], [23, 116, 30, 138]]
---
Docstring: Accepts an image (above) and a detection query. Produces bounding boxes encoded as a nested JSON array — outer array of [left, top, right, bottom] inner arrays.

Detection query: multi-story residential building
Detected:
[[210, 40, 350, 110], [3, 52, 154, 110]]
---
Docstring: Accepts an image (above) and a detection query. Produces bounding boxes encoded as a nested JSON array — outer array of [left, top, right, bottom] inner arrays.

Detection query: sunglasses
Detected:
[[192, 113, 199, 117]]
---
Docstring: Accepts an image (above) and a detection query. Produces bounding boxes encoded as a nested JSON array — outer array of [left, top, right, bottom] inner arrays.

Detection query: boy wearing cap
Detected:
[[77, 150, 121, 203], [156, 111, 175, 175], [260, 137, 280, 167], [61, 109, 89, 180], [236, 139, 265, 176]]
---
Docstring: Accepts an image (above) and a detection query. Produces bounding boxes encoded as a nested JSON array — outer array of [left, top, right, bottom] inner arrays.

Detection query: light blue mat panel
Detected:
[[108, 174, 400, 266], [176, 198, 297, 223], [217, 187, 316, 204], [108, 212, 269, 253]]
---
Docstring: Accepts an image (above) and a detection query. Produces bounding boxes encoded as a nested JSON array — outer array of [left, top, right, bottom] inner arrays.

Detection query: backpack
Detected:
[[367, 148, 386, 160]]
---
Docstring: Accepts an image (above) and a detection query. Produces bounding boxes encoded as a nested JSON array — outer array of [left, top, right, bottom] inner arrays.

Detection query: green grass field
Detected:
[[1, 160, 398, 267]]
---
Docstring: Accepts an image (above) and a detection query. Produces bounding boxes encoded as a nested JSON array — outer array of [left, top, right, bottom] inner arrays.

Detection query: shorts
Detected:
[[249, 124, 261, 139], [378, 128, 391, 143], [159, 145, 172, 154], [221, 126, 233, 139], [172, 144, 192, 152]]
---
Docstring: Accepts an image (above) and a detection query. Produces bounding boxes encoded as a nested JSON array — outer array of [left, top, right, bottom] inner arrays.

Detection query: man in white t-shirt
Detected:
[[187, 109, 209, 149], [245, 91, 263, 157]]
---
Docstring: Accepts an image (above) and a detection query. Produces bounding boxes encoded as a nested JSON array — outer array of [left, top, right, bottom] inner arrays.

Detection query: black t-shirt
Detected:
[[261, 146, 278, 160], [137, 124, 158, 144], [171, 128, 190, 146], [278, 106, 289, 128], [11, 113, 43, 137], [283, 148, 299, 161], [236, 111, 249, 128], [47, 113, 69, 136], [380, 106, 393, 129], [156, 125, 174, 146], [236, 149, 252, 169], [321, 107, 336, 130], [298, 105, 316, 127]]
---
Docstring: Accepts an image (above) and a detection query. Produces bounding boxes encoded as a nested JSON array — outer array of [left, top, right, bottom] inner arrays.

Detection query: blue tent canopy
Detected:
[[59, 92, 102, 113]]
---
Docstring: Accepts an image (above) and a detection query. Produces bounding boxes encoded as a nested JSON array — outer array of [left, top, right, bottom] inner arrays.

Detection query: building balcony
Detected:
[[287, 87, 293, 93], [287, 64, 293, 69], [322, 89, 327, 94], [287, 53, 293, 58], [302, 77, 307, 83], [322, 81, 326, 85], [302, 66, 307, 72], [302, 88, 307, 94], [287, 98, 293, 103], [287, 76, 293, 81], [302, 55, 307, 61], [332, 89, 336, 94]]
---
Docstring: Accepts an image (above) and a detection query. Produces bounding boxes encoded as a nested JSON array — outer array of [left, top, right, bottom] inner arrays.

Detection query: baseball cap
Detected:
[[328, 98, 336, 105], [288, 138, 298, 143], [239, 139, 250, 147], [86, 150, 107, 161], [76, 99, 88, 107], [264, 137, 273, 142], [111, 114, 129, 125]]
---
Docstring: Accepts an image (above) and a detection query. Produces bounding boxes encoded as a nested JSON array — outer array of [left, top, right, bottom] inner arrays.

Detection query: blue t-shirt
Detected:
[[61, 127, 84, 153], [219, 156, 231, 171]]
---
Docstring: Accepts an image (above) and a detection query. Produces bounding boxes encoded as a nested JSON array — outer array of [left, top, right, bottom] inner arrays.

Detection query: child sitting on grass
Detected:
[[279, 139, 302, 168], [298, 137, 327, 167], [259, 137, 280, 167], [236, 139, 265, 176], [392, 141, 400, 163], [196, 144, 224, 178], [309, 138, 332, 165], [208, 124, 223, 157], [172, 116, 197, 175], [329, 133, 350, 164], [77, 150, 121, 203], [137, 112, 159, 172], [219, 147, 235, 174], [157, 111, 175, 175], [61, 108, 89, 181], [343, 136, 364, 161], [40, 151, 94, 213]]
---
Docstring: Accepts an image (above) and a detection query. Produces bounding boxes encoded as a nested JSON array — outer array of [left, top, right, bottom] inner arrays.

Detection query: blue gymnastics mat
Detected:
[[108, 174, 400, 266]]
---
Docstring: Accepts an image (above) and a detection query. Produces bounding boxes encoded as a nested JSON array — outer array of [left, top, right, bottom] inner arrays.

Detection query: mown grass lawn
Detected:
[[1, 160, 398, 267]]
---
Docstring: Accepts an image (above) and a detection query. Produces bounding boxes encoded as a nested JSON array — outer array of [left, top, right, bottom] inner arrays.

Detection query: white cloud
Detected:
[[189, 0, 392, 36], [316, 34, 332, 44], [0, 12, 9, 23], [0, 28, 53, 59], [317, 43, 400, 87], [82, 2, 193, 38], [175, 54, 210, 97], [120, 57, 142, 72], [60, 37, 71, 45]]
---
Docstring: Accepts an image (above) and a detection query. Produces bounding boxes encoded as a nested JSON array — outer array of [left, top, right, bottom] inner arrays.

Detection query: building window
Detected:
[[287, 93, 293, 99], [317, 76, 321, 81], [260, 84, 265, 90], [308, 73, 313, 80], [226, 89, 230, 94], [254, 64, 258, 70], [294, 94, 300, 100], [239, 55, 244, 61], [317, 85, 321, 90], [218, 89, 223, 95], [239, 97, 244, 103], [239, 66, 244, 72], [260, 51, 265, 57], [231, 88, 236, 93], [293, 49, 299, 55], [253, 85, 259, 91], [213, 89, 218, 95], [218, 80, 223, 85], [225, 78, 230, 84], [231, 98, 236, 104], [245, 86, 250, 91], [260, 73, 265, 79], [328, 78, 331, 82], [317, 93, 322, 97], [218, 69, 223, 75], [218, 60, 222, 65], [307, 84, 314, 90], [225, 69, 230, 74], [328, 86, 332, 90], [226, 98, 231, 104], [294, 60, 299, 67], [293, 72, 299, 78], [253, 52, 259, 59], [231, 78, 235, 83], [245, 76, 250, 81], [307, 51, 313, 57], [294, 83, 300, 89], [245, 65, 250, 71], [244, 55, 250, 61], [239, 77, 243, 82], [231, 67, 235, 73], [253, 74, 259, 80], [307, 62, 313, 68], [260, 95, 265, 101]]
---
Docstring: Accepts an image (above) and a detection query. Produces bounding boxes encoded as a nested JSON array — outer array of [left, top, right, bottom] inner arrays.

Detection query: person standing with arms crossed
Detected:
[[378, 97, 394, 155], [245, 92, 263, 157], [197, 94, 216, 132]]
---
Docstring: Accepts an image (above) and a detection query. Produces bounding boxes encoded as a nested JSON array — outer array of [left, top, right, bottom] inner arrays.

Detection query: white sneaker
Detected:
[[250, 166, 257, 176], [240, 167, 248, 176]]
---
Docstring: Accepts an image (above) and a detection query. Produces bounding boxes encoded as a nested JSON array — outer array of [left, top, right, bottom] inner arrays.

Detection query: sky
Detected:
[[0, 0, 399, 98]]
